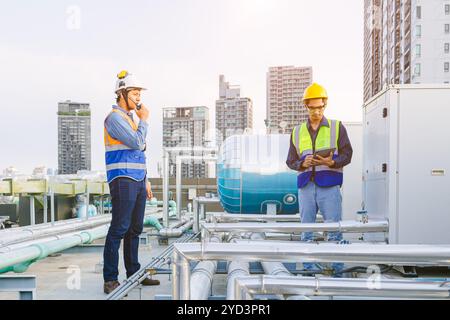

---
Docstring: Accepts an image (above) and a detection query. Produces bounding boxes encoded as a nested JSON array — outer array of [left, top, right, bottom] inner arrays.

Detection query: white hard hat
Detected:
[[115, 70, 147, 93]]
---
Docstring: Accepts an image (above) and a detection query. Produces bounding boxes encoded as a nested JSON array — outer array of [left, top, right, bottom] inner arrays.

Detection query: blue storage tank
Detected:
[[217, 134, 299, 214]]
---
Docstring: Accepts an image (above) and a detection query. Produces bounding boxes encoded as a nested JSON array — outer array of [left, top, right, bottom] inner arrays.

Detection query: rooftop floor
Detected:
[[1, 226, 449, 300]]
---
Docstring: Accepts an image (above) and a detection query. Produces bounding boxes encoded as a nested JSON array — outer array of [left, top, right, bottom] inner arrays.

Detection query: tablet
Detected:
[[314, 148, 336, 158]]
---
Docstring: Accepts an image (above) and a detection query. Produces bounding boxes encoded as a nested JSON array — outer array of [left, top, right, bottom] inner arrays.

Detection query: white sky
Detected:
[[0, 0, 364, 177]]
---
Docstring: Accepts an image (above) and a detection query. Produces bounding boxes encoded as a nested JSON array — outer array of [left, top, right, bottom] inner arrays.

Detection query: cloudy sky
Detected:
[[0, 0, 364, 177]]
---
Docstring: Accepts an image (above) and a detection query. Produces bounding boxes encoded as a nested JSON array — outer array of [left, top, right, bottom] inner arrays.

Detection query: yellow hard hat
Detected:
[[303, 83, 328, 103]]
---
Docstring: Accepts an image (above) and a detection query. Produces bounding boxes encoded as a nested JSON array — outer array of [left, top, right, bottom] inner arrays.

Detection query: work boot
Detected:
[[141, 277, 160, 286], [104, 280, 120, 294]]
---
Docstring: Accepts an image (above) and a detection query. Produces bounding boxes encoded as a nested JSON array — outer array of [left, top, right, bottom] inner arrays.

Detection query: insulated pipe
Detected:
[[172, 249, 181, 300], [0, 231, 98, 254], [172, 242, 450, 267], [233, 276, 450, 300], [190, 235, 222, 300], [225, 234, 252, 300], [210, 214, 301, 223], [179, 254, 191, 300], [143, 216, 163, 231], [159, 220, 194, 238], [226, 261, 250, 300], [0, 225, 109, 273], [250, 233, 292, 279], [261, 262, 292, 277], [201, 220, 389, 235], [0, 215, 112, 248], [0, 214, 110, 236]]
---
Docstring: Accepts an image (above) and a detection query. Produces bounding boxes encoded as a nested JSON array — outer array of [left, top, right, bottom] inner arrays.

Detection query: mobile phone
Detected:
[[136, 103, 142, 111], [314, 148, 336, 158]]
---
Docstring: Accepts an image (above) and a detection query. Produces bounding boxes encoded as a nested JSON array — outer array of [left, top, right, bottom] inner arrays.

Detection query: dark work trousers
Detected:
[[103, 177, 146, 282]]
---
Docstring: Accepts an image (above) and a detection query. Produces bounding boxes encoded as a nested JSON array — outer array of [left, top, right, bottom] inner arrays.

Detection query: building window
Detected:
[[445, 43, 450, 54], [414, 64, 421, 76], [446, 24, 450, 34], [445, 62, 450, 73], [415, 44, 421, 57], [416, 25, 422, 38], [416, 6, 421, 19], [446, 4, 450, 15]]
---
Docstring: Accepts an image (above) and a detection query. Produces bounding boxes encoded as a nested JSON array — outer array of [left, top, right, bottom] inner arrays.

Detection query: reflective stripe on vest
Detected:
[[104, 109, 146, 183], [292, 119, 342, 174], [292, 119, 343, 188]]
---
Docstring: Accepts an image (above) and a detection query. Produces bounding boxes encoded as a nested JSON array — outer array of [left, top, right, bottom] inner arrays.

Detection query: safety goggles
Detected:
[[305, 105, 326, 112]]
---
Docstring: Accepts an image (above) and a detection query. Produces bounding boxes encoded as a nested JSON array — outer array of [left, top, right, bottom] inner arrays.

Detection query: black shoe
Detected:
[[141, 278, 160, 286], [104, 280, 120, 294]]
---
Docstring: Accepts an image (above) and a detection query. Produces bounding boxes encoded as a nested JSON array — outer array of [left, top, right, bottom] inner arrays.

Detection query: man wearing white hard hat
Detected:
[[103, 70, 159, 294]]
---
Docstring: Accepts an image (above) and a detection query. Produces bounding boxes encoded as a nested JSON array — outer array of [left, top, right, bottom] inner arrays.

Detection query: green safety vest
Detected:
[[292, 119, 343, 188]]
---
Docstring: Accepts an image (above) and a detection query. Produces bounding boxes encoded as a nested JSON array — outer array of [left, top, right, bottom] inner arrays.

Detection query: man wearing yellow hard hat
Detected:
[[286, 83, 353, 276], [103, 71, 159, 294]]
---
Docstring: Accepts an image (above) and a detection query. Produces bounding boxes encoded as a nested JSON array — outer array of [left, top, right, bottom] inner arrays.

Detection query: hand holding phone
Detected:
[[135, 103, 149, 122]]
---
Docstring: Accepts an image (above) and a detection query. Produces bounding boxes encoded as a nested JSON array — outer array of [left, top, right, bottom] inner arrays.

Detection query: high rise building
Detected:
[[215, 75, 253, 146], [266, 66, 313, 134], [163, 106, 210, 178], [57, 101, 91, 174], [364, 0, 450, 102]]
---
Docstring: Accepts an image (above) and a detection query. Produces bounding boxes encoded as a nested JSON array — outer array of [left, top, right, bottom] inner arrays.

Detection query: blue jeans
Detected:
[[299, 182, 343, 274], [103, 177, 147, 282]]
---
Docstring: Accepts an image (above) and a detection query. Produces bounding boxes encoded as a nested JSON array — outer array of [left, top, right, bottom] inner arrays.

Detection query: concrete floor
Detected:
[[1, 227, 449, 300], [0, 227, 177, 300]]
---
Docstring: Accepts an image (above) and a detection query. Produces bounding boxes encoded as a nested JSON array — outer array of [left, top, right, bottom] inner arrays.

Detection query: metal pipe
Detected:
[[85, 191, 90, 221], [172, 249, 181, 300], [43, 193, 47, 224], [261, 262, 292, 277], [0, 230, 99, 254], [173, 242, 450, 266], [263, 233, 302, 241], [210, 214, 301, 223], [190, 235, 221, 300], [226, 261, 250, 300], [107, 232, 198, 300], [176, 157, 182, 220], [194, 197, 220, 233], [0, 226, 109, 272], [233, 276, 450, 300], [164, 147, 218, 153], [250, 233, 292, 282], [193, 198, 199, 233], [159, 220, 193, 238], [0, 214, 109, 235], [202, 220, 389, 235], [143, 216, 163, 231], [163, 150, 169, 228], [29, 197, 35, 226], [175, 155, 218, 220], [180, 255, 191, 300], [0, 215, 112, 248], [50, 190, 55, 225]]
